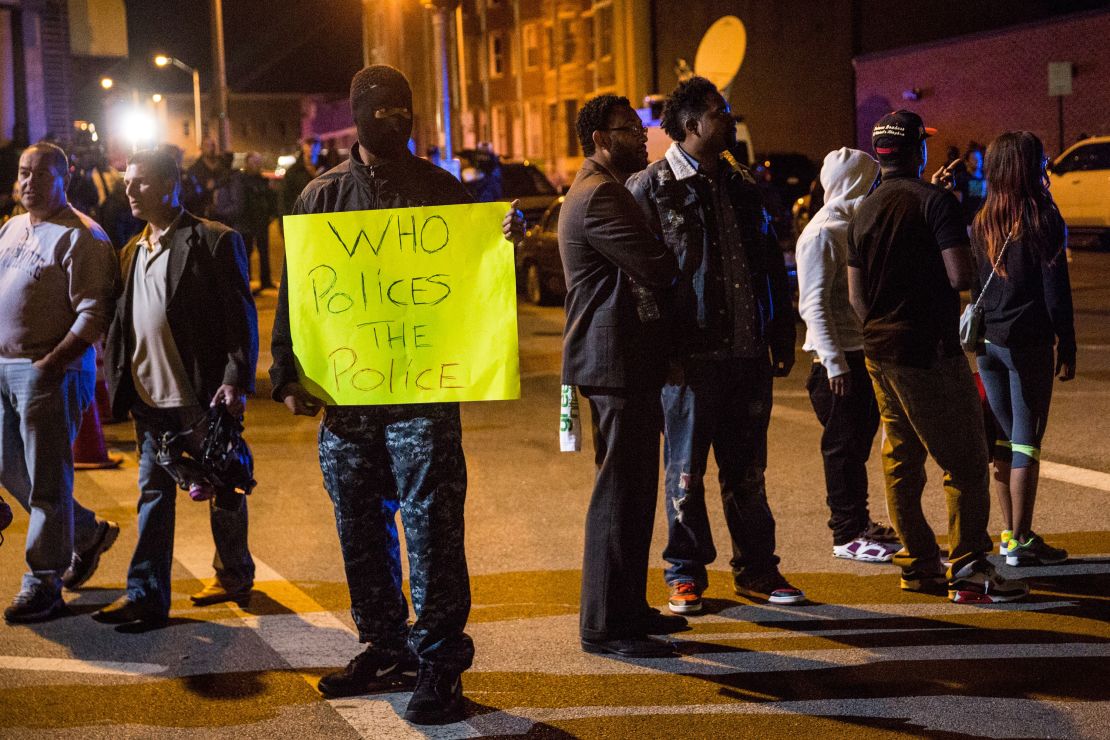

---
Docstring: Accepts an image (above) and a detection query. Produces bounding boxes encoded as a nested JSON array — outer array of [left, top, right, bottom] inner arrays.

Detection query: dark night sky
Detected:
[[121, 0, 364, 95]]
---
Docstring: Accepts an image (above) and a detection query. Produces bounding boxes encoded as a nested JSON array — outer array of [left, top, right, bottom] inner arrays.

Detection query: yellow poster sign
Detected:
[[283, 202, 520, 406]]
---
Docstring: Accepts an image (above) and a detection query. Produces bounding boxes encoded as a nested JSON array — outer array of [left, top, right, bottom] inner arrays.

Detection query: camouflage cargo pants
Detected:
[[318, 403, 473, 671]]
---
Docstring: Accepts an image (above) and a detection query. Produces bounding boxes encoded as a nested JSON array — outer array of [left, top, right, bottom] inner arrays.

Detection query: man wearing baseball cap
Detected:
[[846, 110, 1028, 604]]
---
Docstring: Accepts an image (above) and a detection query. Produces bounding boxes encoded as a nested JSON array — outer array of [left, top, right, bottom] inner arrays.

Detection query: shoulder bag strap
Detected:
[[972, 224, 1017, 311]]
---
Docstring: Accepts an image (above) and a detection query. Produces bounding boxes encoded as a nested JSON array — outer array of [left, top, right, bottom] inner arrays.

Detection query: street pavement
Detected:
[[1, 238, 1109, 738]]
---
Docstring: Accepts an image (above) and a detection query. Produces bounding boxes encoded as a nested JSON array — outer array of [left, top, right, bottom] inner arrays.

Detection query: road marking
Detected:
[[1039, 461, 1110, 492], [453, 696, 1110, 739], [702, 599, 1079, 623], [0, 656, 166, 676], [467, 640, 1110, 677], [686, 626, 967, 642]]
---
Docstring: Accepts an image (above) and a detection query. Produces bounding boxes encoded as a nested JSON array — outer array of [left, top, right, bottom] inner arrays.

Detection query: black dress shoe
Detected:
[[581, 635, 676, 658], [633, 610, 690, 635], [92, 598, 168, 627]]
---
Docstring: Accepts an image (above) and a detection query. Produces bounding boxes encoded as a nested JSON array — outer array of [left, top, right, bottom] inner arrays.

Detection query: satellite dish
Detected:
[[694, 16, 747, 91]]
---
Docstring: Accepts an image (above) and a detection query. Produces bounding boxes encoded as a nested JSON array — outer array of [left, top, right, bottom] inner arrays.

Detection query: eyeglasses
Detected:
[[602, 125, 648, 136]]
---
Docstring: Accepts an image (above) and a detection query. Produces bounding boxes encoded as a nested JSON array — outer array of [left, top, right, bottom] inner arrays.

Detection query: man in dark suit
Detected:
[[559, 94, 681, 657], [97, 148, 258, 627]]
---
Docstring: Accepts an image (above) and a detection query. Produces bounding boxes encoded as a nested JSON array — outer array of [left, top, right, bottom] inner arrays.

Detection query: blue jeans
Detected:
[[127, 404, 254, 616], [976, 343, 1054, 468], [661, 356, 780, 590], [0, 363, 100, 594]]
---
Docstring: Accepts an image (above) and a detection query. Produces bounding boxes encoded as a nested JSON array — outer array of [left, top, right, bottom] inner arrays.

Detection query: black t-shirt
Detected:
[[847, 175, 969, 368]]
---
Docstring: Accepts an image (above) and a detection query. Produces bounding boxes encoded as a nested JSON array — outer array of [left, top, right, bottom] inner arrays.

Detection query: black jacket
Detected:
[[105, 210, 258, 420], [626, 147, 796, 361], [971, 210, 1076, 363], [269, 146, 472, 399], [558, 159, 678, 390]]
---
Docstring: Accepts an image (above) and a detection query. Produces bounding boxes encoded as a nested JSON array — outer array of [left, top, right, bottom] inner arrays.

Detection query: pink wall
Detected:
[[854, 10, 1110, 158]]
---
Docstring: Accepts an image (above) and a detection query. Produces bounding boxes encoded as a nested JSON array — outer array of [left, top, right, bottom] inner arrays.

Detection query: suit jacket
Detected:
[[558, 159, 677, 390], [105, 209, 258, 420]]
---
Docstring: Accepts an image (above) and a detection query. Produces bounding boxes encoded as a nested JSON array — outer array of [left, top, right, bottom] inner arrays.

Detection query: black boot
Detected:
[[403, 663, 464, 725]]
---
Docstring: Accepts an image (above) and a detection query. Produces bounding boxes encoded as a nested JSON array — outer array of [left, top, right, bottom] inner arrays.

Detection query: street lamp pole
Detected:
[[191, 67, 202, 151], [154, 55, 203, 150], [210, 0, 231, 152], [424, 0, 460, 163]]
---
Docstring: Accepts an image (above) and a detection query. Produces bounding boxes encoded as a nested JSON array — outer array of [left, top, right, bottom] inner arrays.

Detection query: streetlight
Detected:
[[98, 78, 156, 151], [154, 54, 202, 150]]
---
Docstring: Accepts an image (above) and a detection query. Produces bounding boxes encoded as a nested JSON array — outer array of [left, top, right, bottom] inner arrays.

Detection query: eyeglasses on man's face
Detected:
[[602, 124, 648, 136]]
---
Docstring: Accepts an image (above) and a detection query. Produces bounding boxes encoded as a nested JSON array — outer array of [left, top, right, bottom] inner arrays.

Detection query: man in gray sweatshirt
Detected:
[[0, 143, 120, 623]]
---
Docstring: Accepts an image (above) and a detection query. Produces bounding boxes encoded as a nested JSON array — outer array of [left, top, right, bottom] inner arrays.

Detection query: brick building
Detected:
[[155, 92, 306, 159], [456, 0, 651, 183], [1, 0, 82, 148], [355, 0, 651, 185], [854, 9, 1110, 159]]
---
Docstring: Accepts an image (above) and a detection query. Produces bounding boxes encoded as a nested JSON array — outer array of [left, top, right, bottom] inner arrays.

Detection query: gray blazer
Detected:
[[558, 159, 677, 390]]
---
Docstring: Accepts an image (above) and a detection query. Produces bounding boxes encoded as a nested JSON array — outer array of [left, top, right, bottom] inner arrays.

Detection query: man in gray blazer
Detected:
[[98, 148, 258, 628], [559, 94, 680, 657]]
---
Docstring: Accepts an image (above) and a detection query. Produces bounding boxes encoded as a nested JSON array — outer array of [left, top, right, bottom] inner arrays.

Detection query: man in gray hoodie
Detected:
[[796, 148, 900, 563]]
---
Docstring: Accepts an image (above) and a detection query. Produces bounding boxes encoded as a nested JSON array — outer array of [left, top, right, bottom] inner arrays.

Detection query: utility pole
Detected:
[[210, 0, 231, 151], [424, 0, 460, 164]]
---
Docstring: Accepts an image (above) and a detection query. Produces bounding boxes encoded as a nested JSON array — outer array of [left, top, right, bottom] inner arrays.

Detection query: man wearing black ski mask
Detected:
[[270, 65, 484, 725]]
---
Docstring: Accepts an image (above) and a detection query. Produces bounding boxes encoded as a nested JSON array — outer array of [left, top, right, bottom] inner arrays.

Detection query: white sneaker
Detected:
[[833, 537, 900, 563]]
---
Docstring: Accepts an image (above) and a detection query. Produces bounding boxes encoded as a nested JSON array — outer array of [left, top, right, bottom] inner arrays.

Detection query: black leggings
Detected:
[[976, 343, 1054, 468]]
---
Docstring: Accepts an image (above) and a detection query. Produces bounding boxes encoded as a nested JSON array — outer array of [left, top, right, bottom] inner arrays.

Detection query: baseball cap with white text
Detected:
[[871, 109, 937, 158]]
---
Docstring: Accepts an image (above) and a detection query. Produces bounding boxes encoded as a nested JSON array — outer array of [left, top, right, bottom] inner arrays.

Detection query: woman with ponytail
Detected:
[[971, 130, 1076, 566]]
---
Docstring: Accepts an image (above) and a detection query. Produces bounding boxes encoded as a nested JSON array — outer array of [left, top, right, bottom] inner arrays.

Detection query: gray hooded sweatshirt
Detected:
[[796, 147, 880, 378]]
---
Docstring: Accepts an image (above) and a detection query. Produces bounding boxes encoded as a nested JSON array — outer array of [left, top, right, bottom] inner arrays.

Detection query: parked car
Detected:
[[1049, 135, 1110, 248], [458, 148, 560, 225], [516, 196, 566, 305]]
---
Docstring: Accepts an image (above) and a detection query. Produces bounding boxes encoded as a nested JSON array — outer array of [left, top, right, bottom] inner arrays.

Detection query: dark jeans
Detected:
[[317, 404, 473, 671], [579, 386, 663, 641], [976, 343, 1054, 468], [805, 352, 881, 545], [866, 355, 993, 576], [128, 404, 254, 616], [661, 356, 779, 590], [243, 228, 271, 287]]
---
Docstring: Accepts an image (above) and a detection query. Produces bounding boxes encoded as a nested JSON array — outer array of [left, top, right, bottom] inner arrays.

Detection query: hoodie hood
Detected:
[[819, 147, 880, 218]]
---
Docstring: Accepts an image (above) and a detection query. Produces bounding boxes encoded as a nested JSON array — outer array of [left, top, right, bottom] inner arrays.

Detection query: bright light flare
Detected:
[[100, 77, 114, 90], [152, 94, 163, 103], [120, 108, 157, 147], [154, 55, 171, 67]]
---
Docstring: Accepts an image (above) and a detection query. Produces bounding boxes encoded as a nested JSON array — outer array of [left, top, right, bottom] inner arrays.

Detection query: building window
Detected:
[[489, 31, 505, 78], [596, 4, 613, 59], [563, 99, 578, 157], [559, 17, 576, 65], [545, 25, 554, 67], [524, 23, 540, 70], [183, 120, 191, 138], [526, 100, 543, 157], [492, 105, 509, 156]]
